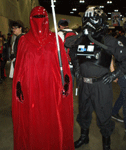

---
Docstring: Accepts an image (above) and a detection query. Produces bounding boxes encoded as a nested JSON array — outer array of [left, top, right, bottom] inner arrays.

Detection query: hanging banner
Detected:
[[111, 12, 121, 26]]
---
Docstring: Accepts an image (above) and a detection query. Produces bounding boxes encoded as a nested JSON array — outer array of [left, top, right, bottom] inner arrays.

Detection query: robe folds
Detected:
[[12, 6, 74, 150]]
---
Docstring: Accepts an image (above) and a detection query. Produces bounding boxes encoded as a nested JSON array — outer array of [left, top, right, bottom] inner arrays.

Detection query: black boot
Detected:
[[74, 128, 89, 148], [102, 136, 111, 150]]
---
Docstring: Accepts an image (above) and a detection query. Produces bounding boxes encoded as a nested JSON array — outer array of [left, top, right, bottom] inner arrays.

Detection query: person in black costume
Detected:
[[68, 7, 126, 150]]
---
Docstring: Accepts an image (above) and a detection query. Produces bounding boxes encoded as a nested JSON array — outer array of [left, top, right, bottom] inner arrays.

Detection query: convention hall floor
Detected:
[[0, 62, 126, 150]]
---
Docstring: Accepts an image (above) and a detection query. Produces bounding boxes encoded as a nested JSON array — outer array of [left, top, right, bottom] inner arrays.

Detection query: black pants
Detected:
[[112, 76, 126, 129], [77, 78, 115, 137]]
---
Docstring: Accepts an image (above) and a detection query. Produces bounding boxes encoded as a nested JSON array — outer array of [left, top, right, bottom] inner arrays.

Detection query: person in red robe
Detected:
[[12, 6, 74, 150]]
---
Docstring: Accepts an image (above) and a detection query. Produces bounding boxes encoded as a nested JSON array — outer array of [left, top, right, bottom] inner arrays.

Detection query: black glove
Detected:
[[16, 81, 24, 102], [103, 69, 123, 84]]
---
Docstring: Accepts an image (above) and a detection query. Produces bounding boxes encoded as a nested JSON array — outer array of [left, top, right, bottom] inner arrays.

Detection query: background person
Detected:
[[9, 21, 24, 78], [58, 19, 77, 87], [10, 20, 24, 64], [0, 35, 10, 81], [111, 22, 126, 133]]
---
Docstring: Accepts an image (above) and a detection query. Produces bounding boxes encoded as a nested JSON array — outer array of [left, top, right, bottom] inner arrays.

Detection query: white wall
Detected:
[[48, 13, 82, 32], [1, 1, 120, 37], [0, 0, 39, 36], [0, 0, 82, 37]]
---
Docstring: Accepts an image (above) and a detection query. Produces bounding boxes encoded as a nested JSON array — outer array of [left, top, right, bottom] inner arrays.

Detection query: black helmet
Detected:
[[82, 6, 108, 36]]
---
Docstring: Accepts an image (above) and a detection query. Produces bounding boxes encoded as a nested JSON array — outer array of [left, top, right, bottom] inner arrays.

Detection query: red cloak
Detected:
[[12, 6, 74, 150]]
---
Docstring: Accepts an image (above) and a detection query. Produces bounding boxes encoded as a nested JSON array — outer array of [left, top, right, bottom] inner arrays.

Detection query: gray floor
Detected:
[[0, 62, 126, 150]]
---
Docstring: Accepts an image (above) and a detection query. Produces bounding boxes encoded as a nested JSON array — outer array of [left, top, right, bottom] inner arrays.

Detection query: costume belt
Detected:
[[83, 75, 105, 84]]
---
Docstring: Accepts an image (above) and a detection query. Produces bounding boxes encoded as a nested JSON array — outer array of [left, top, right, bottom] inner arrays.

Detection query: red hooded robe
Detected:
[[12, 6, 74, 150]]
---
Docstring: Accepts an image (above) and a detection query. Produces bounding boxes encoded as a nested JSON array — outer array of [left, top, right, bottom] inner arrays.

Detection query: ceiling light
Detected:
[[79, 0, 85, 3], [107, 1, 112, 4], [54, 0, 56, 2], [70, 12, 74, 14], [114, 10, 118, 12], [100, 6, 104, 8], [72, 8, 77, 11], [108, 18, 111, 20]]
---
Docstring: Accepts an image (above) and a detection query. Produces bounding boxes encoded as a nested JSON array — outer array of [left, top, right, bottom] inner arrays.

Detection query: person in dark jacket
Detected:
[[10, 21, 24, 66], [68, 6, 126, 150], [112, 22, 126, 133], [9, 21, 24, 79]]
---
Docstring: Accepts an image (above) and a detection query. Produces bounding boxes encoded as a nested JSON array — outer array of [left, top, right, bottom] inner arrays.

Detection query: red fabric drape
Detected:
[[12, 6, 74, 150]]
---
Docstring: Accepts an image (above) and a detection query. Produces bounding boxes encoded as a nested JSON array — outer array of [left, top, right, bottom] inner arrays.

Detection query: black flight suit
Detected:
[[69, 33, 126, 137]]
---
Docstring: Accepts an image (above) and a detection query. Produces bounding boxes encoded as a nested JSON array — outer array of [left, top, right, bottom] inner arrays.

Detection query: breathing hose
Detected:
[[88, 33, 108, 50]]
